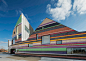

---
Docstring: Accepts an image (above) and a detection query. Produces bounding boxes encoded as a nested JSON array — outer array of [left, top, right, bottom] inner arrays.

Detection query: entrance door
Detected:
[[67, 48, 73, 54], [10, 49, 15, 54]]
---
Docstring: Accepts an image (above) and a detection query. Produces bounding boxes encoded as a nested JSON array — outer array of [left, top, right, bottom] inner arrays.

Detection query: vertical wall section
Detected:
[[22, 13, 30, 41]]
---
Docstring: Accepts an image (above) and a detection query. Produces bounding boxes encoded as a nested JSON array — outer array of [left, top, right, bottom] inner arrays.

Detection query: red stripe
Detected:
[[28, 30, 75, 39], [34, 42, 86, 47], [50, 30, 75, 35]]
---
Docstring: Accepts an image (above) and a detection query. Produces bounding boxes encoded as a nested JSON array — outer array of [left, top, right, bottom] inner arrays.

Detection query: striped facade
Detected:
[[9, 18, 86, 55], [12, 15, 22, 43]]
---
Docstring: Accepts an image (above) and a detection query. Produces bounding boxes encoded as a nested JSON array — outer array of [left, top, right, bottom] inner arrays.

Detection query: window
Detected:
[[13, 40, 15, 44], [25, 25, 30, 33], [56, 40, 62, 44], [29, 44, 33, 47], [12, 40, 13, 45], [42, 35, 50, 44], [19, 34, 21, 38], [15, 37, 17, 40], [42, 26, 44, 29], [16, 49, 18, 52], [14, 32, 15, 34], [67, 48, 86, 54], [36, 34, 38, 40]]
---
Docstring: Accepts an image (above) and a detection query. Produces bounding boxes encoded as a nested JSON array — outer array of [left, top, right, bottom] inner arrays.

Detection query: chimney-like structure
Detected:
[[12, 40, 13, 45], [8, 40, 9, 47], [12, 13, 34, 44]]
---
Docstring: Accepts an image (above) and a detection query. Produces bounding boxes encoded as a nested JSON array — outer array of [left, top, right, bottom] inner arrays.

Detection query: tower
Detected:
[[12, 13, 34, 44]]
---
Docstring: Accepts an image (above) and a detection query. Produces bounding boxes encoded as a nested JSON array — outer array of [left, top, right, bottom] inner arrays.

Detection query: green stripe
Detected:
[[15, 16, 22, 27], [19, 48, 66, 51], [35, 24, 62, 32]]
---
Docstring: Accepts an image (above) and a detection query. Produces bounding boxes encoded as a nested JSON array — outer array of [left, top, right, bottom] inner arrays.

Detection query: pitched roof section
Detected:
[[35, 18, 59, 31], [40, 18, 53, 25], [15, 15, 22, 27], [35, 18, 77, 32], [38, 18, 55, 28]]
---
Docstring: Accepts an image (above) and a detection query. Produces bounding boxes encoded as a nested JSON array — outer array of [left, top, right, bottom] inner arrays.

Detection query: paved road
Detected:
[[0, 53, 86, 61], [0, 53, 27, 61], [39, 57, 86, 61]]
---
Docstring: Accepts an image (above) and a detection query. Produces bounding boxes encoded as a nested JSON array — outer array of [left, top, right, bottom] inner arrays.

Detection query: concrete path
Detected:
[[0, 53, 27, 61], [0, 53, 86, 61], [39, 57, 86, 61]]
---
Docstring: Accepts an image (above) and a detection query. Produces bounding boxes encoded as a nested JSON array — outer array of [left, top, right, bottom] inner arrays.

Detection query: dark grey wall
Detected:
[[29, 24, 34, 36]]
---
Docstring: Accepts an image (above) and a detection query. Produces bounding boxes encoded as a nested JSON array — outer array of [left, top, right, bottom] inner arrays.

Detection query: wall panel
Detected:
[[62, 38, 86, 44]]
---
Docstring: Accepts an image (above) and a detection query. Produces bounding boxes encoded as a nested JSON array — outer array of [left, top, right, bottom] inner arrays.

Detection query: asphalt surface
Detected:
[[0, 53, 27, 61], [0, 53, 86, 61]]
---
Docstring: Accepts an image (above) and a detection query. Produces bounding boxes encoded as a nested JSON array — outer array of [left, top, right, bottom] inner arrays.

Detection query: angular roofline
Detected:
[[35, 17, 78, 32], [15, 14, 22, 28]]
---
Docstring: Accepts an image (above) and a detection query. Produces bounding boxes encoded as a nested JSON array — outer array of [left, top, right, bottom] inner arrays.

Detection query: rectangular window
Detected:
[[67, 48, 86, 54], [42, 26, 44, 29], [16, 49, 18, 52], [25, 25, 30, 33], [13, 40, 15, 44], [56, 40, 62, 44], [29, 44, 33, 47], [42, 35, 50, 44], [12, 40, 13, 45], [36, 34, 38, 40], [28, 44, 29, 47]]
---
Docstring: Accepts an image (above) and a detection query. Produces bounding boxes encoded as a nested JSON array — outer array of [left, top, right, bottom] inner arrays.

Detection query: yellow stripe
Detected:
[[15, 37, 86, 45], [19, 42, 24, 43], [15, 43, 19, 44], [29, 39, 41, 41], [29, 40, 36, 41], [24, 41, 30, 42], [23, 41, 41, 44], [24, 39, 41, 42], [32, 41, 41, 43], [50, 33, 86, 38], [18, 43, 31, 45], [50, 36, 86, 41], [16, 41, 41, 45], [14, 33, 86, 46], [18, 42, 25, 44]]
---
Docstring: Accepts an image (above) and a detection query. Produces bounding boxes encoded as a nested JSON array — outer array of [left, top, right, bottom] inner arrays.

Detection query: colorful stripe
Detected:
[[63, 41, 86, 44], [18, 43, 86, 49], [35, 24, 62, 32], [29, 29, 74, 39], [34, 25, 65, 34], [16, 36, 86, 44], [18, 48, 66, 51], [18, 51, 66, 54], [38, 21, 56, 27]]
